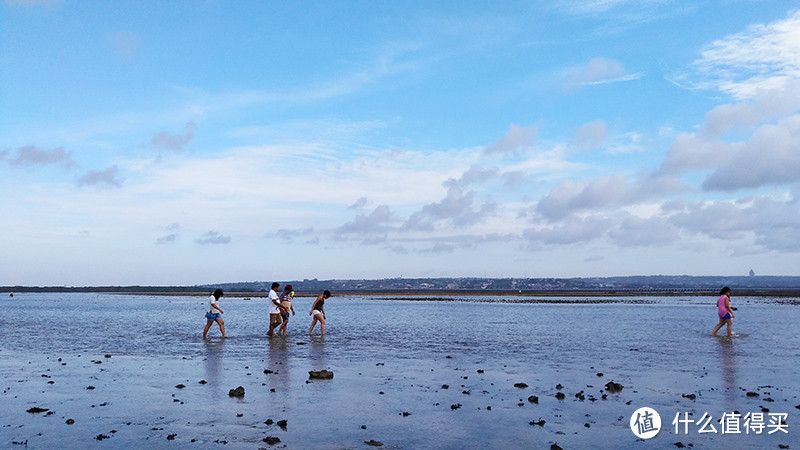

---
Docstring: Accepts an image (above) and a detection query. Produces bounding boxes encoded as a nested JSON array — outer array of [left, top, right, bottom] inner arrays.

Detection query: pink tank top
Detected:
[[717, 295, 729, 318]]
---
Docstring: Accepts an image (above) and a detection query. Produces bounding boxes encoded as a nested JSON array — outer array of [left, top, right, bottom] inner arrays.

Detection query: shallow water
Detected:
[[2, 293, 799, 448]]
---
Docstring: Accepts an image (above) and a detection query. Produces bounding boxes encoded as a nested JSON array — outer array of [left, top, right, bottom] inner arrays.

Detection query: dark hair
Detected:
[[323, 289, 331, 298], [719, 286, 731, 296], [271, 282, 280, 289], [213, 288, 223, 299]]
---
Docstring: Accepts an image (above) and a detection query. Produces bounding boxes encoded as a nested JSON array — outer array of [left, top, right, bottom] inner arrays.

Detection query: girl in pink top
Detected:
[[710, 286, 735, 337]]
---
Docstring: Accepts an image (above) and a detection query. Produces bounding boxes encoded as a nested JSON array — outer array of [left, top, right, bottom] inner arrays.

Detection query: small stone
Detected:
[[401, 411, 411, 417], [451, 403, 462, 410], [746, 391, 759, 397], [682, 393, 696, 400], [95, 434, 110, 441], [529, 418, 546, 426], [308, 370, 334, 379], [528, 395, 538, 404], [175, 384, 186, 389], [441, 384, 449, 389], [86, 386, 96, 390], [199, 380, 207, 384], [555, 392, 566, 400], [551, 445, 563, 450], [604, 381, 623, 393], [26, 407, 49, 414], [673, 442, 685, 448], [66, 419, 75, 425], [277, 419, 287, 430], [361, 425, 367, 429], [263, 436, 281, 445], [365, 440, 383, 447], [167, 434, 177, 440], [556, 384, 564, 390], [596, 372, 604, 377], [514, 383, 528, 389], [228, 386, 245, 397]]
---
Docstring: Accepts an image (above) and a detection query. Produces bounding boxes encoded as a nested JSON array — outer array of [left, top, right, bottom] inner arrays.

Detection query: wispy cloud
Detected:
[[561, 58, 643, 91], [195, 231, 231, 245], [76, 165, 124, 188], [673, 9, 800, 99], [3, 146, 76, 169]]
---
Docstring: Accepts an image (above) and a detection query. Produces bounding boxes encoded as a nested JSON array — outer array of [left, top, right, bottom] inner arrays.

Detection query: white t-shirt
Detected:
[[208, 295, 220, 314], [268, 290, 281, 314]]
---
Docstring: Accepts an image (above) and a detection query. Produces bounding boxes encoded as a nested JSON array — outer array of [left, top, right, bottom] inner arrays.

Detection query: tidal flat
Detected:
[[2, 293, 798, 449]]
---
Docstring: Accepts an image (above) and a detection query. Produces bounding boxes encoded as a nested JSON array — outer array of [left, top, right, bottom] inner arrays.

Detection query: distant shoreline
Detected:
[[6, 289, 800, 298]]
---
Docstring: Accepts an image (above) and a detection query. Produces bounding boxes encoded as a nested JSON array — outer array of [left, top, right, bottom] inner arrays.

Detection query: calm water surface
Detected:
[[2, 293, 799, 449]]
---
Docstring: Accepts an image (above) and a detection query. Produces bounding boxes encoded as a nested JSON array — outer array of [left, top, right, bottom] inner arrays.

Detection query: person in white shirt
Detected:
[[203, 288, 226, 339], [266, 282, 282, 337]]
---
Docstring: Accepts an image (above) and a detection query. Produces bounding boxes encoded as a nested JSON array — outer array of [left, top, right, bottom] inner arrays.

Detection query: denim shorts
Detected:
[[206, 312, 221, 321]]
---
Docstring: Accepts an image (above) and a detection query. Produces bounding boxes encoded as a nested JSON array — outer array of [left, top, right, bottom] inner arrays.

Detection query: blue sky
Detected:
[[2, 1, 800, 286]]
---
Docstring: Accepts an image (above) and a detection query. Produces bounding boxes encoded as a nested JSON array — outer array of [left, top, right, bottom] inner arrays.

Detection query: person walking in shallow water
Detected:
[[309, 290, 331, 336], [203, 288, 226, 339], [710, 286, 735, 337], [267, 282, 282, 337], [277, 284, 295, 336]]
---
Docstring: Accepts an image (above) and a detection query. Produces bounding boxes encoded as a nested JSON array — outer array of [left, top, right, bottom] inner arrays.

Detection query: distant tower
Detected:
[[749, 268, 755, 277]]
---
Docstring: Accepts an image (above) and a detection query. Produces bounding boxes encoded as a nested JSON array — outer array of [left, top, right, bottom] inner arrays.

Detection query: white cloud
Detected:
[[561, 58, 643, 91], [76, 165, 124, 188], [679, 9, 800, 99]]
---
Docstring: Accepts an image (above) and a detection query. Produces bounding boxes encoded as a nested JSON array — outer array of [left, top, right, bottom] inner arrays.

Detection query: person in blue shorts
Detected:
[[278, 284, 295, 336], [203, 288, 226, 339], [710, 286, 736, 337]]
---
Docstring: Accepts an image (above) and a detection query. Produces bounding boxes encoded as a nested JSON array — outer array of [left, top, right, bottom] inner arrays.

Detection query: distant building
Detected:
[[749, 268, 755, 277]]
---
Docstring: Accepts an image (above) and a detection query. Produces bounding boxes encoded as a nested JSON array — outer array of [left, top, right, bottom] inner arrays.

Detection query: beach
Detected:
[[2, 293, 798, 449]]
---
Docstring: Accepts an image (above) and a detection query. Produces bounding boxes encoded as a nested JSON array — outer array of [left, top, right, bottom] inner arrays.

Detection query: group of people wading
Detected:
[[202, 283, 331, 339]]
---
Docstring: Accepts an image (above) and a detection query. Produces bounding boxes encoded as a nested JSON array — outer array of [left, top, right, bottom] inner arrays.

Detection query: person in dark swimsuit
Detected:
[[308, 290, 331, 336]]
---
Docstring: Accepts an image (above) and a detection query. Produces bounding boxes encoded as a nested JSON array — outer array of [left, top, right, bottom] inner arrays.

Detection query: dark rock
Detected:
[[228, 386, 245, 397], [401, 411, 411, 417], [604, 381, 623, 393], [441, 384, 449, 389], [529, 418, 546, 426], [514, 383, 528, 389], [682, 393, 696, 400], [104, 354, 112, 358], [746, 391, 759, 397], [584, 423, 590, 428], [596, 372, 604, 377], [477, 369, 484, 373], [66, 419, 75, 425], [551, 445, 563, 450], [528, 395, 539, 404], [308, 370, 334, 380], [264, 369, 274, 374], [555, 392, 565, 400], [263, 436, 281, 445], [175, 384, 186, 389], [86, 386, 95, 390], [95, 434, 110, 441], [556, 384, 564, 390], [277, 419, 287, 430], [265, 419, 274, 425], [451, 403, 462, 410], [365, 440, 383, 447], [167, 434, 177, 440], [361, 425, 367, 429], [674, 442, 685, 448], [26, 407, 49, 414], [199, 380, 207, 384]]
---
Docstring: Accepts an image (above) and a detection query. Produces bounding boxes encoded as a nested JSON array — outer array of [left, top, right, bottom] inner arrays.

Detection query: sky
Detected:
[[2, 1, 800, 286]]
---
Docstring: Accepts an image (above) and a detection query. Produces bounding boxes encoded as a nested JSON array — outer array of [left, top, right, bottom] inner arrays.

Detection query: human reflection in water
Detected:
[[266, 338, 291, 392], [716, 337, 737, 405], [203, 340, 225, 400]]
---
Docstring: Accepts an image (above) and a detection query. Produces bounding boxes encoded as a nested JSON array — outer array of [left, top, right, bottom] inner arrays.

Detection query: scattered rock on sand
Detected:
[[175, 384, 186, 389], [530, 419, 546, 426], [167, 434, 177, 440], [228, 386, 245, 397], [528, 395, 539, 404], [95, 434, 110, 441], [555, 393, 565, 400], [682, 393, 696, 400], [451, 403, 462, 410], [441, 384, 449, 389], [26, 407, 49, 414], [263, 436, 281, 445], [746, 391, 759, 397], [277, 419, 287, 430], [308, 370, 334, 380], [604, 381, 623, 393], [365, 440, 383, 447], [514, 383, 528, 389]]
